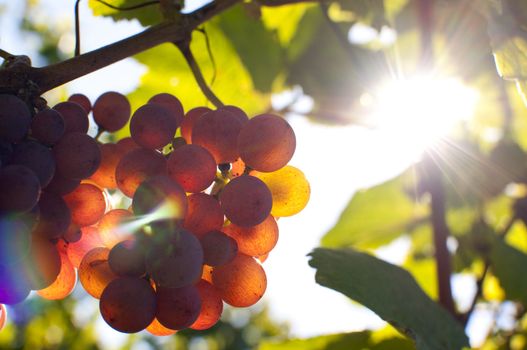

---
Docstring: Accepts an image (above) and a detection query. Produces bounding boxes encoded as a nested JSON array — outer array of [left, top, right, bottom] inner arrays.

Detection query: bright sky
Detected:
[[0, 0, 491, 348]]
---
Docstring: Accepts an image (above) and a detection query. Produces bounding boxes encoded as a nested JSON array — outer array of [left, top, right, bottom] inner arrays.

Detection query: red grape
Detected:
[[167, 144, 217, 193], [0, 165, 41, 213], [200, 230, 238, 266], [115, 148, 167, 197], [183, 193, 224, 238], [180, 107, 211, 143], [53, 101, 89, 134], [93, 91, 131, 132], [0, 94, 31, 143], [64, 183, 107, 226], [155, 285, 201, 330], [148, 93, 184, 128], [9, 140, 56, 187], [108, 240, 146, 277], [130, 103, 177, 149], [68, 93, 92, 113], [223, 215, 278, 257], [53, 132, 101, 180], [31, 108, 65, 145], [190, 280, 223, 330], [33, 191, 71, 240]]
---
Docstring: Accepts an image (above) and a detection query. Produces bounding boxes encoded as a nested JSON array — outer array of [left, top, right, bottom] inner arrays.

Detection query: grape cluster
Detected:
[[0, 91, 310, 335]]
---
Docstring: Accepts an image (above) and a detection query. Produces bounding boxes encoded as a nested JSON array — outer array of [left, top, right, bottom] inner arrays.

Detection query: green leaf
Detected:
[[308, 248, 469, 350], [490, 235, 527, 305], [217, 5, 284, 92], [259, 328, 415, 350], [321, 170, 427, 249], [261, 4, 312, 46], [88, 0, 162, 26]]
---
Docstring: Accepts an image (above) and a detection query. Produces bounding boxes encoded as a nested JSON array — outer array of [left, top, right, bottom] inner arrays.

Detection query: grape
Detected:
[[201, 265, 213, 283], [238, 114, 295, 172], [24, 236, 61, 290], [64, 183, 107, 226], [53, 101, 89, 134], [221, 105, 249, 124], [31, 108, 65, 145], [0, 94, 31, 143], [190, 280, 223, 330], [67, 226, 104, 268], [252, 166, 310, 217], [93, 91, 131, 132], [0, 304, 6, 330], [0, 140, 13, 165], [211, 253, 266, 307], [181, 107, 212, 144], [33, 191, 71, 240], [79, 247, 118, 299], [98, 209, 134, 248], [132, 175, 188, 221], [90, 143, 125, 189], [62, 222, 82, 243], [223, 215, 278, 257], [130, 104, 177, 149], [9, 140, 56, 187], [183, 193, 224, 238], [115, 148, 167, 197], [191, 109, 244, 163], [146, 318, 177, 336], [155, 285, 201, 330], [53, 132, 101, 180], [146, 229, 203, 288], [37, 250, 76, 300], [45, 173, 80, 195], [257, 253, 269, 263], [219, 175, 272, 227], [148, 93, 184, 128], [108, 240, 146, 277], [68, 93, 92, 113], [230, 157, 246, 177], [0, 263, 31, 305], [200, 230, 238, 266], [100, 277, 156, 333], [115, 137, 140, 154], [167, 144, 217, 193], [0, 216, 32, 265], [0, 165, 41, 213]]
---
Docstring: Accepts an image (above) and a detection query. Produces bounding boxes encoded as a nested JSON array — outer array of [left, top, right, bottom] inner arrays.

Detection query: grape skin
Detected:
[[0, 94, 31, 143]]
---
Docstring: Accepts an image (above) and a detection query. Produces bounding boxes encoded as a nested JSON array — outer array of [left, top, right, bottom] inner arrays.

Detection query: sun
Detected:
[[366, 75, 479, 152]]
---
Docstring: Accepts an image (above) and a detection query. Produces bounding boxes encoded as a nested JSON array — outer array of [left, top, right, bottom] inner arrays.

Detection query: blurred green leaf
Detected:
[[259, 328, 415, 350], [490, 235, 527, 304], [308, 248, 469, 350], [88, 0, 162, 26], [321, 170, 427, 249]]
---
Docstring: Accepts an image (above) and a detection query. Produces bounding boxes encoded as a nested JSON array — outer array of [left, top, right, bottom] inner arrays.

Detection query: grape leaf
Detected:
[[88, 0, 162, 26], [308, 248, 469, 350], [321, 170, 427, 249], [259, 329, 415, 350]]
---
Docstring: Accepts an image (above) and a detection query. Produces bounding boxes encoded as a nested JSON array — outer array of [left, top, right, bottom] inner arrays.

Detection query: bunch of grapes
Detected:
[[0, 91, 310, 335]]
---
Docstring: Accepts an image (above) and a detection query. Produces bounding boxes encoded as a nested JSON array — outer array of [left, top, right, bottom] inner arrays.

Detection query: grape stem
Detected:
[[175, 40, 224, 108]]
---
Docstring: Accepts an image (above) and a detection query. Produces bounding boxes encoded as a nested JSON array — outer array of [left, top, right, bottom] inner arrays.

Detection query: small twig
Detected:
[[175, 40, 224, 108], [94, 0, 160, 11], [196, 27, 217, 87], [75, 0, 81, 56], [0, 48, 15, 60]]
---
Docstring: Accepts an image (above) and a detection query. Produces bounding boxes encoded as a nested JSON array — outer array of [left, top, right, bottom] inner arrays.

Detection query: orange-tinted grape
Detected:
[[115, 137, 140, 154], [53, 101, 89, 134], [223, 215, 278, 257], [0, 304, 6, 330], [146, 229, 203, 288], [63, 222, 82, 243], [0, 165, 40, 213], [167, 144, 216, 193], [212, 253, 266, 307], [9, 140, 56, 187], [257, 253, 269, 263], [155, 285, 201, 330], [67, 226, 104, 268], [238, 114, 295, 172], [34, 191, 71, 240], [180, 107, 211, 143], [221, 105, 249, 124], [45, 173, 80, 195], [68, 93, 91, 113], [53, 132, 101, 180], [130, 104, 176, 149], [93, 92, 131, 132], [64, 183, 107, 226], [190, 280, 223, 330], [98, 209, 134, 248], [25, 236, 61, 290], [148, 93, 184, 128], [219, 175, 272, 227], [0, 216, 32, 265], [31, 108, 65, 145], [183, 193, 224, 238], [146, 318, 177, 336], [200, 230, 238, 267], [100, 277, 156, 333], [252, 166, 310, 217], [192, 109, 244, 163], [115, 148, 167, 197], [89, 143, 125, 189], [0, 94, 31, 143], [132, 175, 187, 220], [108, 240, 145, 277], [79, 247, 118, 299], [231, 158, 246, 177], [37, 250, 76, 300], [201, 265, 213, 283], [0, 263, 31, 304]]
